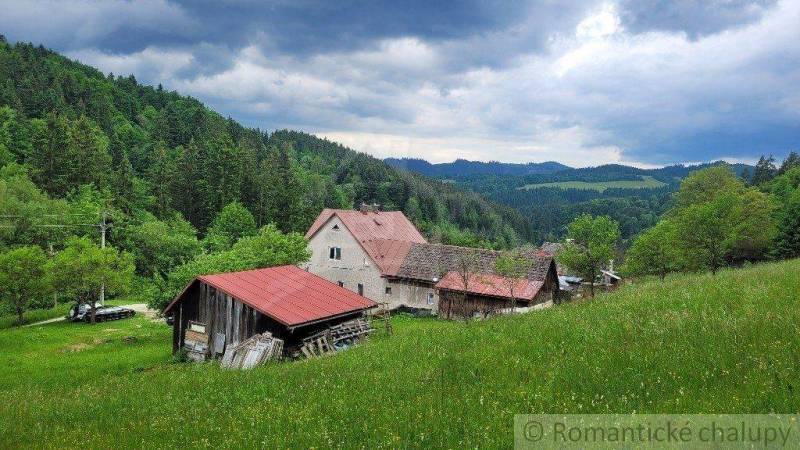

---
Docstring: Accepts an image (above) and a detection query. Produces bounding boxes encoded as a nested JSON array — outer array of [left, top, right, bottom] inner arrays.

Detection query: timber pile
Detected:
[[297, 318, 373, 359], [220, 332, 284, 369]]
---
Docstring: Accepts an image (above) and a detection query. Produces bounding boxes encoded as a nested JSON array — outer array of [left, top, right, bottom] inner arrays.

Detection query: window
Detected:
[[332, 224, 340, 231], [337, 281, 344, 287], [329, 246, 341, 260], [385, 286, 392, 295], [427, 293, 435, 305], [358, 283, 364, 296]]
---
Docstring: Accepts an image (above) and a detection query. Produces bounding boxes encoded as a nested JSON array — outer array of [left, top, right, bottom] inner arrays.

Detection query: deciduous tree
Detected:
[[46, 237, 134, 324], [559, 214, 620, 297], [0, 245, 50, 324], [623, 220, 679, 280]]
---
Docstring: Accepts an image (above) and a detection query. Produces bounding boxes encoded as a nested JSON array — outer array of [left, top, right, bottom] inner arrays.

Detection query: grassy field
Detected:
[[1, 259, 799, 448], [519, 175, 667, 192]]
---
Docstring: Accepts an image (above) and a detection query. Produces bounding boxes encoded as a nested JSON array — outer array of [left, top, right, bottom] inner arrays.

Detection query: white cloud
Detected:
[[67, 47, 195, 81]]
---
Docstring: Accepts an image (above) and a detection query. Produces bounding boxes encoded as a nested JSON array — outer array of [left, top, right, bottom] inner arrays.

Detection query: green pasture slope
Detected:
[[1, 259, 799, 448], [520, 175, 667, 192]]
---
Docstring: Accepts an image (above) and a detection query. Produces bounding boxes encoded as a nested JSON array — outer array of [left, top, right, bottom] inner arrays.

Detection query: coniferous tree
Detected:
[[171, 139, 209, 229], [778, 152, 800, 175], [147, 141, 175, 218], [112, 149, 136, 214], [751, 155, 777, 186], [65, 115, 112, 191], [28, 113, 71, 196]]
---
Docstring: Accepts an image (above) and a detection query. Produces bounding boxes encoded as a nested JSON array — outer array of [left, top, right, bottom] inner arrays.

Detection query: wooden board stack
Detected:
[[220, 332, 284, 369]]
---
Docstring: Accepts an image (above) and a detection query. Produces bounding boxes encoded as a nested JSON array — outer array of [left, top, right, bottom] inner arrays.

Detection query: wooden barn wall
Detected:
[[438, 290, 514, 319], [533, 263, 560, 304], [172, 281, 303, 354]]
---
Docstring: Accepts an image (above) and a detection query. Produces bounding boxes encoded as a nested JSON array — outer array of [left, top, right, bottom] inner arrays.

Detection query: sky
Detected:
[[1, 0, 798, 168]]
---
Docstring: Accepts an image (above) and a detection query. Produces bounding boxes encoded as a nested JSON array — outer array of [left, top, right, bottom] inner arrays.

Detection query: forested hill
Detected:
[[387, 157, 755, 242], [384, 157, 569, 177], [0, 38, 534, 248]]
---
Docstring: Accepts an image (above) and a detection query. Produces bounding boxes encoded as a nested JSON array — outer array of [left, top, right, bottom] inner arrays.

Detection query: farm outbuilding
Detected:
[[434, 256, 560, 319], [162, 265, 377, 360]]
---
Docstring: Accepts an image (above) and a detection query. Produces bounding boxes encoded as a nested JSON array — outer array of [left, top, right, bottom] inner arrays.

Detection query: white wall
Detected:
[[304, 215, 439, 312]]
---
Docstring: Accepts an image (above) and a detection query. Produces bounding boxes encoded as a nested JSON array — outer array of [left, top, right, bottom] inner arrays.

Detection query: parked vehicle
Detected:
[[67, 303, 136, 323]]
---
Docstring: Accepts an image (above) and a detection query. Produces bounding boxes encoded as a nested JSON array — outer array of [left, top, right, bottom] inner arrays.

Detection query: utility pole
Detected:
[[99, 211, 107, 306], [48, 243, 58, 307]]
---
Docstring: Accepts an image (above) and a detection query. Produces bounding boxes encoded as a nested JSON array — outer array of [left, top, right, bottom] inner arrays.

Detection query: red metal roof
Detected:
[[305, 209, 426, 276], [163, 265, 377, 327], [435, 271, 544, 301]]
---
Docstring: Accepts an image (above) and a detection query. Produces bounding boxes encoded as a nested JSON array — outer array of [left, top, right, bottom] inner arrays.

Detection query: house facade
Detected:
[[304, 207, 559, 316]]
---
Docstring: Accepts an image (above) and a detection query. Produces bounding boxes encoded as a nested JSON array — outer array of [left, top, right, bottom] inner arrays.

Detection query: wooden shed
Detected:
[[162, 265, 377, 357], [434, 257, 560, 319]]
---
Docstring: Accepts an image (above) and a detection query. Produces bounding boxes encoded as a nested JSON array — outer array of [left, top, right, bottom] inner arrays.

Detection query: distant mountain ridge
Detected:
[[385, 157, 756, 242], [384, 157, 570, 177], [385, 157, 753, 181]]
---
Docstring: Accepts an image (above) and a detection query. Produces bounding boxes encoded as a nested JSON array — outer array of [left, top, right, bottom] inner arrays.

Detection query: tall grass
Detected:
[[1, 259, 799, 448]]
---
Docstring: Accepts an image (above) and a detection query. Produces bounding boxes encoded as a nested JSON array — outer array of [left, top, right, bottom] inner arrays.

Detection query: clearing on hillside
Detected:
[[519, 175, 667, 192], [1, 259, 799, 448]]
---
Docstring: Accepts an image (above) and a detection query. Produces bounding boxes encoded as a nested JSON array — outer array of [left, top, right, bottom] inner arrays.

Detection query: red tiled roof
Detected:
[[360, 238, 415, 276], [163, 265, 377, 328], [305, 209, 426, 276], [435, 271, 544, 301], [306, 209, 426, 243]]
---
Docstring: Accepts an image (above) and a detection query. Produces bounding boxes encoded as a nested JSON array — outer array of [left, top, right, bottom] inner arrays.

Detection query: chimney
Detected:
[[359, 203, 380, 214]]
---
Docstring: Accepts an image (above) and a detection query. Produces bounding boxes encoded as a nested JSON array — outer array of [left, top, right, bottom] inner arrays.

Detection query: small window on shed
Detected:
[[358, 283, 364, 296], [427, 293, 435, 305], [385, 286, 392, 295], [338, 281, 344, 287]]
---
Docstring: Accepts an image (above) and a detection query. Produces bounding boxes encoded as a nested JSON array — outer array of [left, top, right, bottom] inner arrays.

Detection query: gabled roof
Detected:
[[306, 209, 426, 243], [163, 265, 376, 328], [305, 209, 426, 276], [394, 243, 555, 284], [435, 271, 545, 301]]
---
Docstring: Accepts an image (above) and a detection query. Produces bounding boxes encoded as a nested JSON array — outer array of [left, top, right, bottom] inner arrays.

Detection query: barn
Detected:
[[162, 265, 377, 358], [433, 252, 560, 319]]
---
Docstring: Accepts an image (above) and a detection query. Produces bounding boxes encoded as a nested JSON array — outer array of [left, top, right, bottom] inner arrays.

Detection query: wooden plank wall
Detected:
[[195, 283, 260, 351]]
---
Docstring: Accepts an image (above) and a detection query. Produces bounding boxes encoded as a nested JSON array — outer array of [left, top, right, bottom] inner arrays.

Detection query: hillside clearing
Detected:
[[1, 259, 799, 448], [519, 175, 667, 192]]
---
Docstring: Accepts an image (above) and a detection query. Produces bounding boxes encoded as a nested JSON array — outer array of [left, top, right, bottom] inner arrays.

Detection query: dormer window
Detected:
[[329, 247, 342, 260]]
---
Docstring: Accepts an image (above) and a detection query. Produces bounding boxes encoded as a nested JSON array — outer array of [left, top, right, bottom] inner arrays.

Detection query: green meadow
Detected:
[[1, 259, 799, 448], [520, 175, 667, 192]]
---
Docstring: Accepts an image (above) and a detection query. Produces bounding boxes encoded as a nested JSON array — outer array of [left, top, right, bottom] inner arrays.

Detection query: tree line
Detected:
[[623, 155, 800, 279]]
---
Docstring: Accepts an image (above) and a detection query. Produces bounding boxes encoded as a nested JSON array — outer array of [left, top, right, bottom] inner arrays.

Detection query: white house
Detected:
[[303, 207, 559, 315]]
